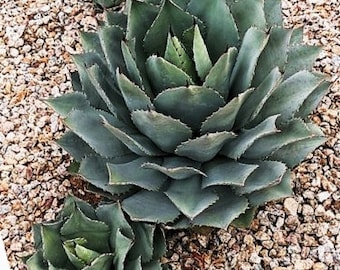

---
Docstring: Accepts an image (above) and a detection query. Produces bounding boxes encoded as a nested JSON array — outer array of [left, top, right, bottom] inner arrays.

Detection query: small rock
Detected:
[[313, 262, 327, 270], [302, 204, 314, 216], [249, 253, 262, 264], [9, 48, 19, 58], [317, 191, 331, 202], [315, 205, 326, 216], [284, 198, 299, 216]]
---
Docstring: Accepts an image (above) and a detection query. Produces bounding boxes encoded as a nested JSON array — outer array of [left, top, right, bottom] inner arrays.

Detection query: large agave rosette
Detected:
[[48, 0, 329, 228]]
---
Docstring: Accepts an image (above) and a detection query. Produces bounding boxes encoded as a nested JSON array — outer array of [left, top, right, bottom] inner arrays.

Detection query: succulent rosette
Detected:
[[48, 0, 329, 228], [24, 197, 165, 269]]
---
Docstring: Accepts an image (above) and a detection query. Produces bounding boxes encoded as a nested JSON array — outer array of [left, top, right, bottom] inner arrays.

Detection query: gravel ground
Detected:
[[0, 0, 339, 269]]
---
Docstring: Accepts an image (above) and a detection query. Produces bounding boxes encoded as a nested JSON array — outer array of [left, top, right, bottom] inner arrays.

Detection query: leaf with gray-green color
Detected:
[[105, 11, 127, 28], [79, 155, 134, 196], [113, 230, 133, 270], [98, 25, 126, 74], [154, 86, 225, 131], [201, 88, 253, 133], [107, 157, 168, 191], [269, 136, 326, 168], [131, 110, 192, 152], [83, 254, 114, 270], [235, 67, 282, 129], [187, 0, 238, 62], [46, 92, 90, 118], [233, 161, 287, 195], [122, 190, 181, 223], [61, 207, 110, 253], [251, 71, 324, 125], [117, 72, 153, 113], [231, 0, 266, 37], [64, 109, 130, 158], [221, 115, 279, 159], [129, 223, 154, 263], [289, 27, 303, 46], [230, 27, 269, 96], [142, 156, 206, 180], [243, 118, 317, 160], [25, 250, 48, 269], [252, 27, 292, 86], [284, 45, 321, 79], [248, 171, 292, 206], [202, 158, 258, 188], [143, 0, 194, 55], [146, 56, 193, 94], [41, 221, 69, 269], [264, 0, 283, 26], [80, 32, 104, 58], [165, 176, 218, 219], [192, 189, 249, 228], [102, 116, 163, 156], [57, 131, 95, 162], [203, 47, 238, 98], [295, 80, 330, 119], [231, 207, 257, 228], [192, 24, 212, 80], [164, 34, 196, 79], [176, 131, 236, 162]]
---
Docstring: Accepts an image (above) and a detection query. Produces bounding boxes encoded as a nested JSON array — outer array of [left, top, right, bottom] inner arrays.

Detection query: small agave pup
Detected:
[[48, 0, 330, 229], [24, 197, 166, 269]]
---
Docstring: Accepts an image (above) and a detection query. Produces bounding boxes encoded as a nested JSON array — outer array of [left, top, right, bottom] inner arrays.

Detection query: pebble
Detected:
[[284, 198, 299, 216]]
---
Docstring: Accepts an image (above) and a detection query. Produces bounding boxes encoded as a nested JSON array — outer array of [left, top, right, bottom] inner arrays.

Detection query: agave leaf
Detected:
[[251, 71, 324, 125], [202, 158, 258, 188], [203, 47, 238, 98], [105, 11, 127, 28], [125, 257, 142, 270], [63, 241, 89, 269], [122, 190, 181, 223], [154, 86, 225, 132], [248, 170, 292, 206], [121, 41, 144, 91], [233, 161, 287, 195], [79, 155, 135, 196], [221, 115, 279, 159], [143, 0, 194, 56], [264, 0, 283, 26], [142, 156, 206, 180], [131, 110, 192, 152], [74, 242, 100, 264], [243, 118, 318, 160], [129, 223, 154, 263], [57, 132, 95, 162], [231, 207, 257, 228], [192, 24, 212, 81], [175, 131, 236, 162], [295, 80, 330, 119], [230, 27, 269, 96], [116, 71, 154, 112], [146, 56, 193, 94], [269, 136, 327, 168], [231, 0, 266, 37], [87, 65, 132, 124], [284, 45, 321, 79], [83, 254, 114, 270], [165, 175, 218, 219], [25, 250, 48, 269], [96, 203, 134, 250], [80, 32, 104, 58], [60, 207, 110, 253], [164, 34, 196, 79], [102, 116, 163, 156], [41, 221, 70, 269], [289, 27, 304, 46], [252, 27, 292, 86], [151, 227, 166, 263], [114, 230, 134, 270], [72, 53, 110, 110], [107, 157, 168, 191], [192, 188, 249, 229], [64, 109, 130, 158], [61, 196, 97, 221], [46, 92, 90, 118], [98, 25, 126, 74], [201, 88, 253, 133], [235, 67, 282, 129], [187, 0, 238, 61]]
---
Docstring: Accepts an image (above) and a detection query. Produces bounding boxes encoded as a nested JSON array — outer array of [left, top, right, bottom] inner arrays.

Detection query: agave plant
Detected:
[[48, 0, 329, 229], [93, 0, 124, 9], [24, 197, 165, 269]]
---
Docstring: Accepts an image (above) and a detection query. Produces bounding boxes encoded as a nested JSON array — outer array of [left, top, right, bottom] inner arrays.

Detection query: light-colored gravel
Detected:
[[0, 0, 339, 269]]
